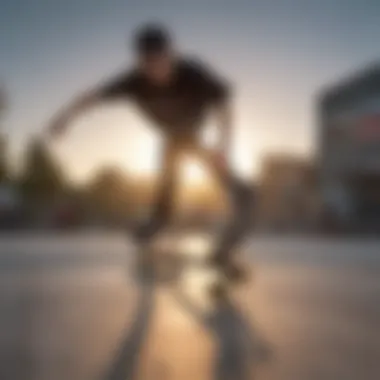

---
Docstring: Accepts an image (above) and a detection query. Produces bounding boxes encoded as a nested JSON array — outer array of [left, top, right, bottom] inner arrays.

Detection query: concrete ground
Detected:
[[0, 233, 379, 380]]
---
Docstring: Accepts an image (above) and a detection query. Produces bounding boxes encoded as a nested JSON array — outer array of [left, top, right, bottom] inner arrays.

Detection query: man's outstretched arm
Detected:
[[46, 72, 133, 139], [46, 90, 101, 139]]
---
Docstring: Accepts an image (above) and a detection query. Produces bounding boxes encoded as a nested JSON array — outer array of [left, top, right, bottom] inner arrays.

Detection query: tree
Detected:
[[20, 137, 65, 203], [87, 166, 132, 223]]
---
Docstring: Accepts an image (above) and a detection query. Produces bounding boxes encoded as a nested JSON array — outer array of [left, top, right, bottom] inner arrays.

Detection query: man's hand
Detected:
[[45, 90, 99, 141], [46, 113, 70, 141]]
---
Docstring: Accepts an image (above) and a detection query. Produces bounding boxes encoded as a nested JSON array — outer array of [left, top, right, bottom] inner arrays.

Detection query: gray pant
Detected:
[[140, 138, 252, 262]]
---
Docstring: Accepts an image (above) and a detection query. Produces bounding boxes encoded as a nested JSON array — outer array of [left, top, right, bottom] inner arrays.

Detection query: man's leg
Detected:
[[187, 142, 253, 268], [134, 140, 181, 279], [135, 140, 180, 244]]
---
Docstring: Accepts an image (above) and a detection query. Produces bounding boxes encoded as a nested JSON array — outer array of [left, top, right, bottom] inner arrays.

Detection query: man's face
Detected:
[[138, 50, 174, 84]]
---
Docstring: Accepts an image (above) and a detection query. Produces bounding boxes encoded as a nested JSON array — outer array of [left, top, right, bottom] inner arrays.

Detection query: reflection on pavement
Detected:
[[2, 234, 378, 379], [104, 232, 271, 380], [103, 283, 155, 380]]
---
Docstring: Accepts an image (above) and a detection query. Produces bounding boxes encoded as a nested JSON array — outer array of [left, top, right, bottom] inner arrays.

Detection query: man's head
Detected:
[[133, 24, 175, 83]]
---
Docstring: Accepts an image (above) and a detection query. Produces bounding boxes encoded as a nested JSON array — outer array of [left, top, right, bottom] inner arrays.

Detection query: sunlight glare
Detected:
[[123, 113, 161, 176], [182, 157, 208, 184]]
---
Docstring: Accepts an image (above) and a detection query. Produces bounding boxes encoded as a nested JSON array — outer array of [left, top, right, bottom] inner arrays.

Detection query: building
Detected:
[[257, 155, 320, 232], [318, 63, 380, 232]]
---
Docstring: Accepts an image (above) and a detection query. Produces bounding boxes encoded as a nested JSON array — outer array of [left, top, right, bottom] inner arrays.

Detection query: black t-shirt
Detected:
[[99, 58, 230, 138]]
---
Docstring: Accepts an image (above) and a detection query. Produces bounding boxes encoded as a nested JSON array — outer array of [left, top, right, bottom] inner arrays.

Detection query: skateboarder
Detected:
[[47, 23, 252, 280]]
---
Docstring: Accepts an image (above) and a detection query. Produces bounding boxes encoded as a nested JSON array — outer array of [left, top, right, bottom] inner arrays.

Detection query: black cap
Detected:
[[133, 23, 171, 54]]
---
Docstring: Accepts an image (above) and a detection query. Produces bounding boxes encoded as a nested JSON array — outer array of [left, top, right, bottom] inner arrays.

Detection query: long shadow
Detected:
[[102, 282, 155, 380], [209, 301, 273, 380], [173, 292, 273, 380], [101, 270, 272, 380]]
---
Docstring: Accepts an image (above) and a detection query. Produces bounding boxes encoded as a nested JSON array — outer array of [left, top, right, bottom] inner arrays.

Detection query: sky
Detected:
[[1, 0, 380, 183]]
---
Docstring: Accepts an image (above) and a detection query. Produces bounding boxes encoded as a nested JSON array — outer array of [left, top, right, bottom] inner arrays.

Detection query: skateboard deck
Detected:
[[132, 230, 250, 304]]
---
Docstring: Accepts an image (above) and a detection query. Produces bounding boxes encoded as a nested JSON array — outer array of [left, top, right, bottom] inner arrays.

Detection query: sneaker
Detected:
[[235, 183, 254, 227], [222, 259, 251, 284], [210, 254, 250, 285]]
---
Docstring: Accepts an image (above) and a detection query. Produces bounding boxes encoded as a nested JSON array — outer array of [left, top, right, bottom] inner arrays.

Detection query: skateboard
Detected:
[[132, 230, 250, 303]]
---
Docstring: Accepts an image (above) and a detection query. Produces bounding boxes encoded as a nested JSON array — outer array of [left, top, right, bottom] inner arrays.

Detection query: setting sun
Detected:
[[181, 157, 208, 185]]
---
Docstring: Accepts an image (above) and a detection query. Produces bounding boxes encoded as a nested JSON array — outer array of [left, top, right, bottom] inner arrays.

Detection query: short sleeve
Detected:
[[97, 71, 138, 100], [188, 60, 231, 105]]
